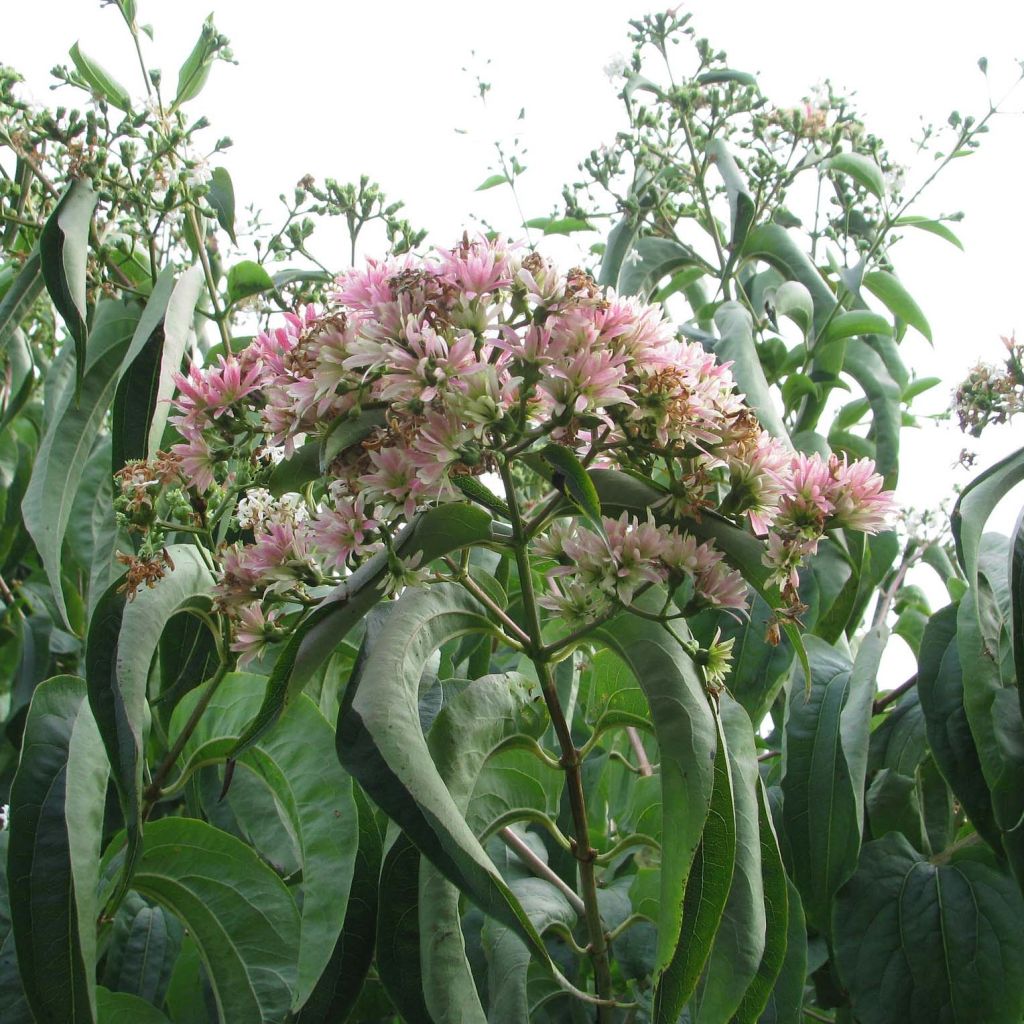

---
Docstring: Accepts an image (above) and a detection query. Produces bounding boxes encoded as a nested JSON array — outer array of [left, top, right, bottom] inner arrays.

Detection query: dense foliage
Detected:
[[2, 5, 1024, 1023]]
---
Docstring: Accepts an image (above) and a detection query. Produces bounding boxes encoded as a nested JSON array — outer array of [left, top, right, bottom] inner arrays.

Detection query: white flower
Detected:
[[604, 54, 628, 81], [0, 803, 9, 831]]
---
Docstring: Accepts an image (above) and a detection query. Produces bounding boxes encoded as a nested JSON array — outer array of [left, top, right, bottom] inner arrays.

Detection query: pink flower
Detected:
[[827, 455, 896, 533], [435, 235, 514, 299], [231, 603, 282, 668], [171, 434, 218, 494], [309, 496, 380, 569], [359, 446, 428, 520]]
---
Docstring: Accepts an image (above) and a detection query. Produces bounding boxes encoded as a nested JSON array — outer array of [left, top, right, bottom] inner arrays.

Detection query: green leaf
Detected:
[[731, 782, 789, 1023], [819, 310, 892, 347], [96, 988, 170, 1023], [540, 443, 605, 534], [113, 817, 300, 1022], [475, 174, 509, 191], [69, 42, 132, 112], [374, 833, 432, 1022], [951, 444, 1024, 588], [598, 214, 640, 290], [319, 407, 387, 473], [226, 260, 274, 304], [781, 630, 883, 932], [917, 604, 1000, 849], [39, 179, 99, 391], [172, 15, 223, 108], [757, 879, 806, 1024], [22, 300, 139, 628], [206, 167, 236, 243], [833, 832, 1024, 1024], [295, 785, 382, 1024], [112, 264, 203, 469], [8, 675, 109, 1024], [232, 503, 493, 753], [1012, 506, 1024, 703], [335, 583, 556, 965], [0, 832, 32, 1023], [86, 544, 214, 899], [653, 707, 734, 1023], [100, 893, 181, 1008], [592, 614, 717, 1018], [894, 215, 964, 250], [0, 248, 43, 362], [524, 216, 594, 235], [696, 68, 757, 87], [0, 325, 36, 435], [617, 236, 700, 300], [863, 269, 932, 342], [419, 673, 548, 1023], [268, 438, 320, 496], [740, 223, 836, 339], [692, 696, 765, 1024], [823, 152, 886, 200], [771, 280, 814, 338], [708, 138, 756, 250], [481, 839, 576, 1024], [169, 673, 359, 1009], [843, 338, 901, 486]]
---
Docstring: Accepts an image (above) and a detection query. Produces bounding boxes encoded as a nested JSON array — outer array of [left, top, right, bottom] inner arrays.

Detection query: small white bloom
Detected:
[[0, 803, 9, 831], [604, 54, 628, 81]]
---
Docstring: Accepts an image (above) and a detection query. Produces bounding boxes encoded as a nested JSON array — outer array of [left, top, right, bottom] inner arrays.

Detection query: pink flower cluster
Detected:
[[165, 235, 895, 663]]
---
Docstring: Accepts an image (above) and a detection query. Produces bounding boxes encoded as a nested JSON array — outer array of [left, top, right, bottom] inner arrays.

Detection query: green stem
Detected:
[[498, 457, 615, 1019], [186, 206, 232, 350]]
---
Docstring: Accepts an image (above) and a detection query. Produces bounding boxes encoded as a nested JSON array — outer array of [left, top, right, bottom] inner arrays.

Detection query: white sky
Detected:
[[7, 1, 1024, 678]]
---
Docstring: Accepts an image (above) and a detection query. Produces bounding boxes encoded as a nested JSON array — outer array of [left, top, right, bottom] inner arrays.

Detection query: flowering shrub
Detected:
[[4, 6, 1024, 1024]]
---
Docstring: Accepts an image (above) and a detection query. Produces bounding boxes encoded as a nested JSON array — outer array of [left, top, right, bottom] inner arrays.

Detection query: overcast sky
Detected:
[[7, 1, 1024, 675]]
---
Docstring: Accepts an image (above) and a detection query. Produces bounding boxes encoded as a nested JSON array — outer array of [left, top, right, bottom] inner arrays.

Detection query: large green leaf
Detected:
[[7, 675, 109, 1024], [711, 302, 788, 441], [598, 214, 641, 290], [420, 673, 550, 1023], [692, 696, 766, 1024], [169, 672, 359, 1010], [335, 582, 556, 965], [86, 544, 214, 897], [68, 42, 132, 112], [654, 708, 734, 1023], [842, 338, 901, 486], [731, 782, 789, 1023], [113, 817, 300, 1023], [593, 614, 717, 1020], [96, 988, 171, 1023], [833, 832, 1024, 1024], [481, 837, 576, 1024], [112, 264, 203, 469], [22, 300, 139, 628], [295, 785, 383, 1024], [756, 879, 806, 1024], [916, 604, 1000, 849], [0, 833, 32, 1024], [39, 179, 98, 390], [951, 444, 1024, 589], [781, 630, 882, 932], [823, 152, 886, 200], [0, 248, 43, 361], [233, 503, 493, 754]]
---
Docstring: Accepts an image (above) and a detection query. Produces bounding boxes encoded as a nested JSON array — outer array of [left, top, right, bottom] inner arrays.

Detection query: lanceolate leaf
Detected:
[[708, 138, 755, 251], [335, 584, 560, 974], [233, 503, 493, 754], [540, 444, 604, 534], [0, 834, 32, 1024], [862, 269, 932, 343], [95, 988, 171, 1023], [207, 167, 237, 243], [598, 214, 641, 290], [112, 264, 203, 469], [842, 338, 901, 486], [653, 708, 734, 1024], [295, 785, 383, 1024], [68, 42, 132, 112], [757, 879, 806, 1024], [39, 179, 99, 390], [833, 832, 1024, 1024], [0, 248, 43, 361], [692, 696, 766, 1024], [85, 544, 214, 897], [781, 630, 882, 932], [22, 300, 139, 628], [418, 672, 546, 1024], [950, 443, 1024, 589], [319, 407, 387, 472], [114, 817, 300, 1023], [169, 673, 359, 1010], [592, 614, 717, 1018], [824, 152, 886, 200], [711, 302, 789, 441], [100, 893, 181, 1008], [731, 781, 789, 1023], [819, 310, 892, 347], [894, 214, 964, 250], [917, 604, 1000, 849], [616, 236, 700, 300], [7, 675, 109, 1024]]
